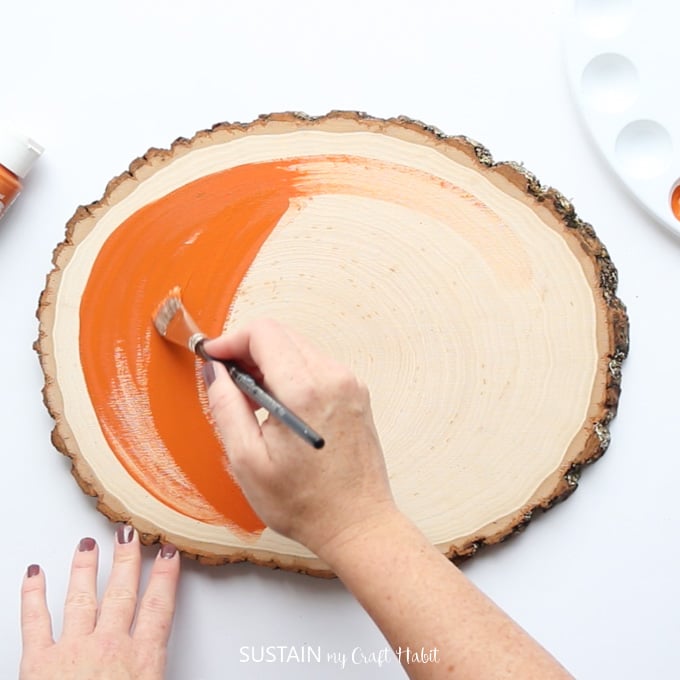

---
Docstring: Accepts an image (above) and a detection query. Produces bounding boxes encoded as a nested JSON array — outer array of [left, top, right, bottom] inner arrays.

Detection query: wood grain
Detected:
[[35, 112, 629, 575]]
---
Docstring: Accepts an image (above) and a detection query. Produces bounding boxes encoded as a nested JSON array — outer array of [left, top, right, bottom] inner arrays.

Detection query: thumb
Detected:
[[203, 361, 267, 464]]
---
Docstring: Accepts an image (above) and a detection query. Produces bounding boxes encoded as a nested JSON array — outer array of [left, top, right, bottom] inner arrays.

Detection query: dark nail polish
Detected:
[[116, 524, 134, 544], [202, 362, 216, 388], [78, 537, 96, 552], [160, 543, 177, 559], [27, 564, 40, 578]]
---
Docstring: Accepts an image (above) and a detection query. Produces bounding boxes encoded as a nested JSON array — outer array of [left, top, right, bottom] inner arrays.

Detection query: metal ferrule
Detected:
[[188, 332, 208, 355]]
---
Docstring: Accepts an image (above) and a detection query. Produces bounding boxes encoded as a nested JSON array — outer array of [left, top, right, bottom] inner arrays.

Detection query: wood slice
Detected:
[[36, 111, 628, 576]]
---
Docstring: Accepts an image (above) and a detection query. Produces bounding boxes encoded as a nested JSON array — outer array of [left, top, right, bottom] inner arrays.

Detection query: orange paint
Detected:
[[672, 183, 680, 222], [80, 162, 306, 532], [79, 153, 510, 533], [0, 166, 21, 220], [0, 129, 42, 221]]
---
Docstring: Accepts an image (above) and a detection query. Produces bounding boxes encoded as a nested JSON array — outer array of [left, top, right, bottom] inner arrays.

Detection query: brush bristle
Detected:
[[153, 291, 182, 336]]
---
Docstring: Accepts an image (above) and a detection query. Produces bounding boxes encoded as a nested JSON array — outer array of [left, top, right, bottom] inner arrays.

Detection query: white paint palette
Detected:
[[565, 0, 680, 236]]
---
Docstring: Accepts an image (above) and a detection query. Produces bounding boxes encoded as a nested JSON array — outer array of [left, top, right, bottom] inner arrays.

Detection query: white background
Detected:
[[2, 1, 679, 678]]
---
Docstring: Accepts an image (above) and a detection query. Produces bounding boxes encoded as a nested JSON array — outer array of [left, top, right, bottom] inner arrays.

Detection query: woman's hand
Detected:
[[20, 527, 180, 680], [204, 319, 572, 679], [202, 318, 398, 556]]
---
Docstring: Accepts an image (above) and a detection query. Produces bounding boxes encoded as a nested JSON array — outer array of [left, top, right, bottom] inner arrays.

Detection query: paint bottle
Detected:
[[0, 129, 43, 221]]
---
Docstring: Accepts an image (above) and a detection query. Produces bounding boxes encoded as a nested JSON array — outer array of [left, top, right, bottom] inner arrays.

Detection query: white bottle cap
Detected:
[[0, 129, 44, 179]]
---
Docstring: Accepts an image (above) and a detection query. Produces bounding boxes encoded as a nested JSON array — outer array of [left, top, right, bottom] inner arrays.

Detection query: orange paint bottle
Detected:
[[0, 129, 43, 221]]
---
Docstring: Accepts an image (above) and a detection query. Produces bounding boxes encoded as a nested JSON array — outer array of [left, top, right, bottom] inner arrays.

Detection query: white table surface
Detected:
[[2, 1, 679, 678]]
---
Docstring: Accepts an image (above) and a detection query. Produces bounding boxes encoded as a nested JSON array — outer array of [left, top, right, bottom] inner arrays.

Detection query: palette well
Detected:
[[564, 0, 680, 235]]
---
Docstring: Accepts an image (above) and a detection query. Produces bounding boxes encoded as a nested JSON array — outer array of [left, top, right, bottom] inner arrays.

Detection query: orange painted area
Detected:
[[80, 161, 307, 532], [79, 153, 497, 533], [672, 184, 680, 221]]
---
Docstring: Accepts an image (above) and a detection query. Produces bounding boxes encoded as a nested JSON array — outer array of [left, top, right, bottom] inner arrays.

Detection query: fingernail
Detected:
[[27, 564, 40, 578], [78, 537, 96, 552], [160, 543, 177, 559], [116, 524, 134, 544], [202, 362, 216, 389]]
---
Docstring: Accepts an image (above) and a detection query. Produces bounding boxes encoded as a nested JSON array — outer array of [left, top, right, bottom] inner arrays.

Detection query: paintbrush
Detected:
[[152, 289, 325, 449]]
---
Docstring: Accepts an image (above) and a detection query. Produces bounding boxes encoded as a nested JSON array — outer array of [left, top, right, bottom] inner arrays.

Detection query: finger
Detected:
[[204, 318, 309, 385], [204, 360, 269, 464], [62, 537, 99, 637], [202, 320, 263, 359], [96, 525, 141, 634], [21, 565, 54, 653], [133, 544, 180, 649], [202, 325, 264, 382]]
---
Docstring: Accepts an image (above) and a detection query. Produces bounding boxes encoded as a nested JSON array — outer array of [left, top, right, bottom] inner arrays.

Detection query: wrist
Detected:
[[313, 502, 410, 568]]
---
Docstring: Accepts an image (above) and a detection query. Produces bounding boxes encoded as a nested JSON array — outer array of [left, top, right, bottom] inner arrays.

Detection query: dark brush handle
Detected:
[[223, 362, 325, 449], [197, 341, 324, 449]]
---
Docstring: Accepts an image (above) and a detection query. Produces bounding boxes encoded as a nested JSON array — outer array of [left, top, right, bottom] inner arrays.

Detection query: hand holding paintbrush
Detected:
[[152, 289, 324, 449]]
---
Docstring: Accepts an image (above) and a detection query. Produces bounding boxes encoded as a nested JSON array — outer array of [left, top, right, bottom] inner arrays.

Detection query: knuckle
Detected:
[[65, 591, 97, 611], [96, 633, 123, 654], [104, 586, 136, 604], [330, 366, 363, 396], [296, 376, 320, 402], [21, 580, 43, 596], [140, 593, 172, 616], [282, 377, 321, 414], [21, 607, 45, 626], [355, 377, 370, 400], [113, 547, 137, 563], [209, 388, 241, 420]]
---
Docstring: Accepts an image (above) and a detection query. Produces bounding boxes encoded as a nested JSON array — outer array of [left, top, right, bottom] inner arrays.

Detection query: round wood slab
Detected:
[[36, 112, 628, 575]]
